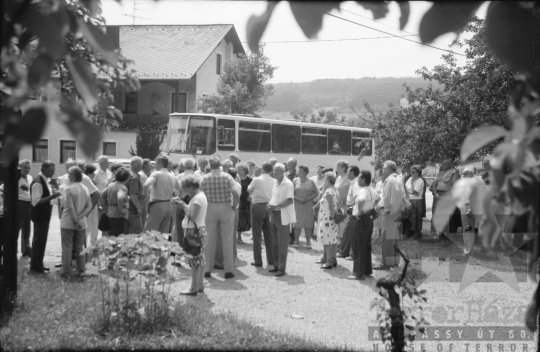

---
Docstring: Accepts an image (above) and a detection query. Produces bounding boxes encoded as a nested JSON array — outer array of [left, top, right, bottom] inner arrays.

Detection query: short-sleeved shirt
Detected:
[[353, 187, 379, 216], [182, 192, 208, 229], [335, 175, 351, 207], [0, 175, 33, 202], [201, 170, 238, 203], [269, 177, 296, 225], [60, 182, 91, 229], [346, 177, 361, 206], [248, 174, 274, 204], [147, 169, 178, 202]]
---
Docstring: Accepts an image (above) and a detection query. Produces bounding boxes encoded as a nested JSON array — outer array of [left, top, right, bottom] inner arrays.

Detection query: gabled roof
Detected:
[[109, 25, 245, 79]]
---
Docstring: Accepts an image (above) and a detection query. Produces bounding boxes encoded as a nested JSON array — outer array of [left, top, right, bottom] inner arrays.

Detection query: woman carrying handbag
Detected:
[[174, 175, 208, 296]]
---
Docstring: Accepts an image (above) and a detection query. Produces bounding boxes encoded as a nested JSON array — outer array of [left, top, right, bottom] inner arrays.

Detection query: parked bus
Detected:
[[162, 113, 374, 172]]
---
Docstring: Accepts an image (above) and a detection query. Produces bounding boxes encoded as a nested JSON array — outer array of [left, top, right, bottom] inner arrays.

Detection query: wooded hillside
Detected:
[[263, 77, 441, 113]]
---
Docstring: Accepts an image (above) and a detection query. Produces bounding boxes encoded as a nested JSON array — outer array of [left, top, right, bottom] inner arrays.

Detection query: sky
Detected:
[[102, 0, 489, 83]]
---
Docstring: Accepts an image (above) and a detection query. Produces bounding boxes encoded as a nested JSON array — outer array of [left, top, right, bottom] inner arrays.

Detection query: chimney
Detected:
[[105, 26, 120, 50]]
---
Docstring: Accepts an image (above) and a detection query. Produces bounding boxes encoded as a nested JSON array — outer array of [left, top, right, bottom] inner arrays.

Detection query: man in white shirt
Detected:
[[94, 155, 112, 193], [338, 165, 360, 259], [267, 163, 296, 277], [30, 161, 61, 273], [17, 159, 33, 257], [375, 160, 406, 270], [248, 162, 275, 267]]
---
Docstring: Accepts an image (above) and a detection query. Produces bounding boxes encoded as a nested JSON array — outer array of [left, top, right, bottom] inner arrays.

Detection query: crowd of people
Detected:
[[1, 153, 513, 294]]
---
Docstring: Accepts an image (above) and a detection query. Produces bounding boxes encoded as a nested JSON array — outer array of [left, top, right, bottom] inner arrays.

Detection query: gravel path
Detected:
[[34, 208, 537, 351]]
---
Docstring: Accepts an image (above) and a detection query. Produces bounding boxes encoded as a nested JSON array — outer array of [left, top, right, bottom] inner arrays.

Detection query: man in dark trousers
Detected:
[[30, 161, 60, 273]]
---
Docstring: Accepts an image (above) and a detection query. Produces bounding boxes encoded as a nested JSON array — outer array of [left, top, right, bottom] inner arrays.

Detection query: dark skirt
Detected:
[[109, 217, 129, 237], [238, 200, 251, 232]]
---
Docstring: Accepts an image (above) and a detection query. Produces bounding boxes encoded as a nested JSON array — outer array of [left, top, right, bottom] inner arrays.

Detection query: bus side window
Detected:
[[352, 131, 372, 156], [272, 124, 300, 153], [302, 127, 327, 154], [328, 129, 351, 155], [239, 121, 271, 152], [218, 119, 236, 151]]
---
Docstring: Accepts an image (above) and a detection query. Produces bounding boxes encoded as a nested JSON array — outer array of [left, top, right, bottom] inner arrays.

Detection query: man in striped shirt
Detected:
[[201, 155, 240, 279]]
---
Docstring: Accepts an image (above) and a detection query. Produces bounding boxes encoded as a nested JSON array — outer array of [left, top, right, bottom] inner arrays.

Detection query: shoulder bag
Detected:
[[333, 189, 347, 224], [365, 188, 379, 220], [183, 215, 203, 257]]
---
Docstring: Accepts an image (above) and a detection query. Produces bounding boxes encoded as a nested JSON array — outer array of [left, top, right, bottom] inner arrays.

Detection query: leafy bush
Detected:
[[82, 232, 183, 336]]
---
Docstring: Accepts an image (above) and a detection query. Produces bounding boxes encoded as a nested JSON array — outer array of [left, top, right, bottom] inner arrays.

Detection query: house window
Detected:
[[103, 142, 117, 156], [33, 139, 48, 162], [60, 140, 76, 164], [216, 54, 222, 75], [125, 92, 138, 113]]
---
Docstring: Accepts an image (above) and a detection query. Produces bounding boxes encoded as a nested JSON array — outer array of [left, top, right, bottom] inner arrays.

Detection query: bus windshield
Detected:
[[165, 115, 216, 154]]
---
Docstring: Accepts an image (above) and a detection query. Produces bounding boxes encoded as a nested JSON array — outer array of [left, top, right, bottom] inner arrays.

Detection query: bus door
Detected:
[[217, 119, 236, 151]]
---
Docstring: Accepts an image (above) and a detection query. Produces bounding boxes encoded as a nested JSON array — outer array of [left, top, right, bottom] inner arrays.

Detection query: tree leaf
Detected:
[[419, 2, 483, 43], [432, 192, 458, 233], [79, 0, 102, 17], [356, 1, 389, 20], [485, 2, 540, 79], [20, 5, 67, 59], [65, 54, 99, 110], [397, 1, 410, 30], [27, 53, 54, 88], [246, 2, 277, 53], [58, 97, 102, 156], [16, 106, 47, 144], [77, 19, 118, 65], [289, 2, 340, 39], [460, 125, 507, 161]]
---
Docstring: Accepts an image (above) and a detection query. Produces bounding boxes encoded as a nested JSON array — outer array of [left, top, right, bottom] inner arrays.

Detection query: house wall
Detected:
[[137, 79, 197, 115], [20, 111, 137, 177], [196, 39, 237, 98]]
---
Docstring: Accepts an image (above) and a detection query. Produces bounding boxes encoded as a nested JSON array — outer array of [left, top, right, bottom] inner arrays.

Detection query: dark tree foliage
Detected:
[[129, 132, 163, 160], [361, 18, 520, 169], [1, 0, 139, 161]]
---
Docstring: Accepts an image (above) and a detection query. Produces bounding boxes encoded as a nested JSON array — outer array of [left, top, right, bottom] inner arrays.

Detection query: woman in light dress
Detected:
[[292, 165, 319, 249], [315, 172, 340, 269]]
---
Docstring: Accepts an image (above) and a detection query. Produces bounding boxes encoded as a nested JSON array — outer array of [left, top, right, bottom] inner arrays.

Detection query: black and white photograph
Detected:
[[1, 1, 540, 351]]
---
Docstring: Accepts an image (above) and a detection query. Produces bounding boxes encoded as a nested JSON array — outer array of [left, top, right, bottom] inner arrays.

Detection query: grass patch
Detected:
[[0, 268, 337, 351]]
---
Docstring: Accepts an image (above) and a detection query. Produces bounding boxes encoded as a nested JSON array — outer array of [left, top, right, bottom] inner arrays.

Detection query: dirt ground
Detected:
[[19, 206, 538, 351]]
